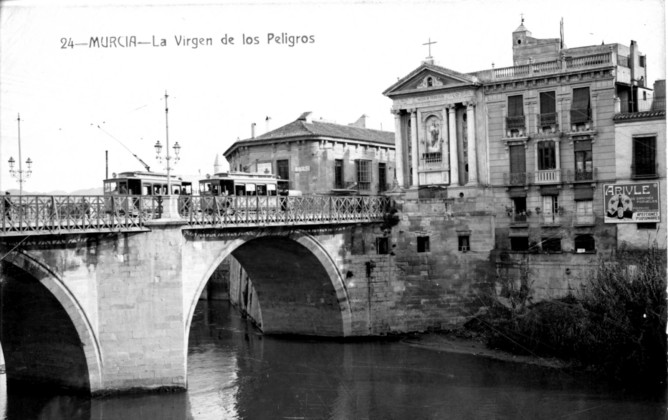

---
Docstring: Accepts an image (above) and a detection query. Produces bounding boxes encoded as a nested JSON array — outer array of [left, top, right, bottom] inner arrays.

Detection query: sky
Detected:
[[0, 0, 665, 193]]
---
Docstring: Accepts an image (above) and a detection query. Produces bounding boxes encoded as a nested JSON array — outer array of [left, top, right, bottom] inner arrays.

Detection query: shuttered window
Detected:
[[508, 95, 524, 117], [571, 87, 590, 124]]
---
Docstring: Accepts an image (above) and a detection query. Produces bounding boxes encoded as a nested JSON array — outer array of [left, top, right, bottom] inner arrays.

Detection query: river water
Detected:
[[1, 300, 665, 419]]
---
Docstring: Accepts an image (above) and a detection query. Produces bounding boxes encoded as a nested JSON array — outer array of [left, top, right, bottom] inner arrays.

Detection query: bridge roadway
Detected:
[[1, 194, 389, 236], [0, 194, 404, 395]]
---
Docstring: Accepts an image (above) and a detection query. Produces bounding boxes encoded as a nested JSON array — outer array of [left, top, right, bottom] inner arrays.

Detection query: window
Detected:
[[512, 197, 527, 222], [378, 162, 387, 192], [508, 145, 526, 185], [537, 141, 556, 170], [376, 237, 389, 255], [575, 200, 594, 225], [639, 55, 646, 68], [334, 159, 344, 189], [574, 234, 595, 253], [542, 195, 559, 223], [458, 236, 470, 252], [539, 91, 557, 129], [571, 87, 591, 125], [574, 140, 593, 181], [510, 237, 529, 251], [506, 95, 525, 134], [356, 159, 371, 191], [542, 237, 562, 253], [417, 236, 430, 253], [276, 159, 290, 184], [633, 136, 657, 178]]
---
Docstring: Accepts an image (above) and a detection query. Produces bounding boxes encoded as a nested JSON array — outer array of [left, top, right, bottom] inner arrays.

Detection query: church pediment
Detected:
[[383, 63, 480, 97]]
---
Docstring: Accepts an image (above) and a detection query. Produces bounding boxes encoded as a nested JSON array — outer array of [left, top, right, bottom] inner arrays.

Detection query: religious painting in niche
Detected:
[[424, 116, 441, 153]]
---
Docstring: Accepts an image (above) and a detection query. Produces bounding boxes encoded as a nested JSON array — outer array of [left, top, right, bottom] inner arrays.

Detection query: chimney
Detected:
[[251, 122, 256, 139], [265, 116, 271, 133]]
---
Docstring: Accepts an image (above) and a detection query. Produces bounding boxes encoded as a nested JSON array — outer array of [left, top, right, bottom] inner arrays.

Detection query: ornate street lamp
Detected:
[[8, 114, 33, 195], [154, 91, 181, 195]]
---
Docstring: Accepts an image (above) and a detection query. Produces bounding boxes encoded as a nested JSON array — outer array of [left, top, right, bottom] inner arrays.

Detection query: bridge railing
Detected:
[[180, 195, 390, 226], [1, 194, 391, 235], [1, 195, 161, 235]]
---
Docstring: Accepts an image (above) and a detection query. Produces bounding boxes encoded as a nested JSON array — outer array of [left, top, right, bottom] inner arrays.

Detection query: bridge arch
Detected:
[[185, 230, 352, 340], [0, 250, 103, 394]]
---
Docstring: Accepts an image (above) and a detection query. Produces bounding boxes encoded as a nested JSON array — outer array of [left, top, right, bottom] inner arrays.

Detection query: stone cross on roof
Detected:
[[423, 37, 437, 59]]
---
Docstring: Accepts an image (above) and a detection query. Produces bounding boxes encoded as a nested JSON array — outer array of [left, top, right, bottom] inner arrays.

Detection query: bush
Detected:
[[477, 247, 666, 385]]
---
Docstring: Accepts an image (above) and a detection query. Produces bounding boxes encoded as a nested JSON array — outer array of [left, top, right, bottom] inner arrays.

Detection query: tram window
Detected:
[[235, 184, 245, 196], [105, 181, 117, 194], [221, 180, 234, 195], [172, 185, 181, 195], [119, 183, 128, 194], [267, 184, 277, 196], [144, 184, 152, 195], [201, 182, 212, 194], [246, 184, 256, 196], [256, 184, 267, 196], [212, 183, 221, 195]]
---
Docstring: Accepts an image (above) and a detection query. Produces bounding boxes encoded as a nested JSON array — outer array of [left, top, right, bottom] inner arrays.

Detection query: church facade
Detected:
[[384, 20, 664, 301]]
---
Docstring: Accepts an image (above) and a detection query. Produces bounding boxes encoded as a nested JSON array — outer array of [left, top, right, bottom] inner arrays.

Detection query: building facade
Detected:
[[223, 112, 395, 195], [384, 20, 665, 300]]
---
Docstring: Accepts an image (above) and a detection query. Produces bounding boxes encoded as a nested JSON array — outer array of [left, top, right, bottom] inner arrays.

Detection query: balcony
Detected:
[[533, 169, 562, 184], [505, 115, 526, 138], [537, 112, 559, 133], [503, 172, 530, 186], [565, 168, 597, 183]]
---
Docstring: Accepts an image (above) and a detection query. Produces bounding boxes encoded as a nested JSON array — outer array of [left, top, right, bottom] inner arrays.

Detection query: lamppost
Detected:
[[7, 114, 33, 195], [153, 91, 181, 195]]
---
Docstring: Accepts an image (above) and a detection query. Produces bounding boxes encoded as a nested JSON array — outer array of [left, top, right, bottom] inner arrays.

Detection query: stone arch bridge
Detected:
[[0, 194, 400, 395]]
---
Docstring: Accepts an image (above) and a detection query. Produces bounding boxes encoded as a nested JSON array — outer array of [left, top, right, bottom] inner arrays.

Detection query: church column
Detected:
[[441, 107, 449, 183], [466, 102, 477, 185], [410, 109, 419, 187], [447, 105, 459, 186], [392, 109, 405, 188]]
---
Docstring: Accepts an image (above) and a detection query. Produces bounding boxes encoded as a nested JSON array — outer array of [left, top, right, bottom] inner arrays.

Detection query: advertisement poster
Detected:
[[603, 182, 660, 223]]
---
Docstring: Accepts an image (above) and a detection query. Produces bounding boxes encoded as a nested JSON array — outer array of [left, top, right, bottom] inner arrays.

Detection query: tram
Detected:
[[103, 171, 192, 196], [103, 171, 193, 217], [197, 172, 298, 215]]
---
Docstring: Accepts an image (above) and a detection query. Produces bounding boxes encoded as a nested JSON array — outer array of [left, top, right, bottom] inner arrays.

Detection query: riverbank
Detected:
[[401, 329, 570, 370]]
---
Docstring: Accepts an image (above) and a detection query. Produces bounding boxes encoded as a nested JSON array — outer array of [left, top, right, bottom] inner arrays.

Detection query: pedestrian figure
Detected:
[[4, 192, 12, 221]]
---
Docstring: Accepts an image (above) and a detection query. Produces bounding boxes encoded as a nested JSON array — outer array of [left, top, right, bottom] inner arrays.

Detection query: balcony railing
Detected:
[[538, 112, 558, 129], [534, 169, 562, 184], [422, 152, 442, 164], [506, 115, 526, 131], [503, 172, 530, 186]]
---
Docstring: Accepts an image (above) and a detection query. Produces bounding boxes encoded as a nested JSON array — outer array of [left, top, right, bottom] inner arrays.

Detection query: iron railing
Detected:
[[1, 195, 161, 235], [1, 194, 391, 235], [181, 195, 390, 227]]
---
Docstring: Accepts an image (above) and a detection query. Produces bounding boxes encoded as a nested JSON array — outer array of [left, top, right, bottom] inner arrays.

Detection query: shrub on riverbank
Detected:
[[475, 247, 667, 385]]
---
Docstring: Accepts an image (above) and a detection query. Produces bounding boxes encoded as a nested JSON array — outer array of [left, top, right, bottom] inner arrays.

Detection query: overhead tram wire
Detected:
[[94, 124, 152, 172]]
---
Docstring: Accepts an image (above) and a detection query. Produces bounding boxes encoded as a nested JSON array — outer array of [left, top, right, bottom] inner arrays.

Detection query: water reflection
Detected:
[[1, 299, 665, 419]]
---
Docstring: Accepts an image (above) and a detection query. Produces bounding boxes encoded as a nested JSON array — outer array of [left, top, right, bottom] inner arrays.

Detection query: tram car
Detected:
[[197, 172, 299, 215], [103, 171, 192, 216]]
